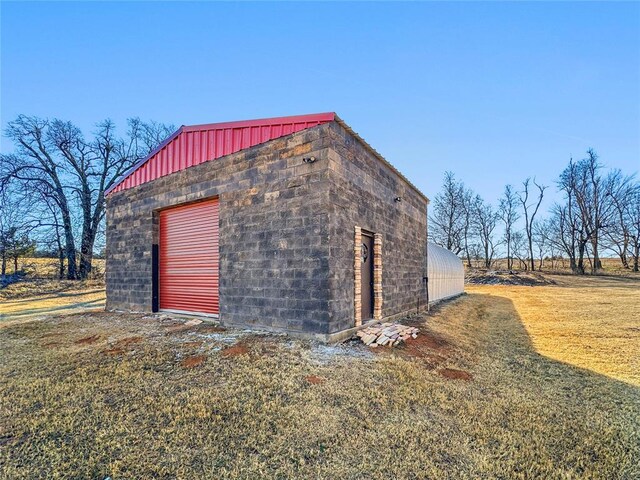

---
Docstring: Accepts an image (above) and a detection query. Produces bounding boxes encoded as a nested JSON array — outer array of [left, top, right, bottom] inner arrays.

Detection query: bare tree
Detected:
[[511, 231, 529, 270], [627, 186, 640, 272], [0, 189, 36, 276], [568, 150, 625, 273], [1, 116, 174, 279], [429, 172, 466, 254], [519, 178, 547, 271], [498, 184, 520, 270], [533, 218, 553, 270], [461, 188, 476, 267], [603, 172, 636, 269], [557, 160, 591, 273], [473, 196, 499, 269]]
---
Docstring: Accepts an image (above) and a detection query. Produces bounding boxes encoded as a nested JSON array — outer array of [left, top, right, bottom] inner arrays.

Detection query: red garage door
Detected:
[[159, 199, 219, 315]]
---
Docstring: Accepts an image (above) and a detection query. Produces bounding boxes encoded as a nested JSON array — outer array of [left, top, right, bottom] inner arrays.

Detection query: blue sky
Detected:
[[2, 1, 639, 207]]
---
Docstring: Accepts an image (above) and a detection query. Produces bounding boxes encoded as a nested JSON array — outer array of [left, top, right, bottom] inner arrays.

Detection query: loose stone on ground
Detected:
[[355, 322, 419, 347]]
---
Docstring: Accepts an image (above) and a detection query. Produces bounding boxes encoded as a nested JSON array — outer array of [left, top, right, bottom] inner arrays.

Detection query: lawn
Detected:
[[1, 275, 638, 479], [0, 279, 105, 326], [1, 257, 106, 324]]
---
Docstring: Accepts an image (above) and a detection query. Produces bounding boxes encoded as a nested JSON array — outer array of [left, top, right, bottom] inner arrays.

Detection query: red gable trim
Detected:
[[105, 112, 335, 196]]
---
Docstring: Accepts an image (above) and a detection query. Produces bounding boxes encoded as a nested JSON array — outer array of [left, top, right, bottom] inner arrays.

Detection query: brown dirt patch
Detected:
[[439, 368, 473, 381], [181, 355, 206, 368], [74, 334, 100, 345], [183, 341, 203, 348], [401, 331, 451, 357], [101, 336, 143, 356], [42, 341, 61, 349], [221, 343, 249, 358], [305, 375, 325, 385]]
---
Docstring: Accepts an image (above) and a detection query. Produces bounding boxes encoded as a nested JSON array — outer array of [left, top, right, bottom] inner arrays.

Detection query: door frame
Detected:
[[354, 226, 382, 326], [152, 197, 220, 317], [360, 230, 375, 322]]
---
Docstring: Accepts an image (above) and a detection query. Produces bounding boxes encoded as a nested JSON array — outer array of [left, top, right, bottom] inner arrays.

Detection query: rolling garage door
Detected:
[[159, 199, 219, 315]]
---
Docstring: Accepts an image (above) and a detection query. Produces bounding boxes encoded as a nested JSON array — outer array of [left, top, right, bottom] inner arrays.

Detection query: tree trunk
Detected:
[[591, 236, 602, 273], [60, 207, 77, 279], [528, 236, 535, 272], [13, 255, 18, 273], [576, 242, 586, 274], [484, 241, 490, 269], [618, 252, 629, 269], [58, 247, 65, 279], [78, 227, 95, 280], [1, 253, 6, 276]]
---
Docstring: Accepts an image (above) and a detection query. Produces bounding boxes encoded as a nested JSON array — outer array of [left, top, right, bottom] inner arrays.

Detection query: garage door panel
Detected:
[[159, 199, 219, 315]]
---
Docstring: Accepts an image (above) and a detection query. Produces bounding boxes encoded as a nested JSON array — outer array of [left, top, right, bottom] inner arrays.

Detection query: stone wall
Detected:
[[106, 125, 333, 334], [325, 121, 429, 333]]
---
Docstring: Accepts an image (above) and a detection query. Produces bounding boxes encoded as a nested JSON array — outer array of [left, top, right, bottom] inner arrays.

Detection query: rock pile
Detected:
[[356, 322, 419, 347]]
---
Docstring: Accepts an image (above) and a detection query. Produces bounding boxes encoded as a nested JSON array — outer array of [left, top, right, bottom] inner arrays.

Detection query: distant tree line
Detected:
[[430, 149, 640, 274], [0, 116, 174, 279]]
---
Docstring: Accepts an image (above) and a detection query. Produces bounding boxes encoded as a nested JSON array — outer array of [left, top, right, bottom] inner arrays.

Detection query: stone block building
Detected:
[[105, 112, 436, 341]]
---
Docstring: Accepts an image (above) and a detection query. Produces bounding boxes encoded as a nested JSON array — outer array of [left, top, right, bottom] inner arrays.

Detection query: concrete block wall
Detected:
[[106, 120, 429, 338], [325, 122, 429, 333], [106, 125, 333, 334]]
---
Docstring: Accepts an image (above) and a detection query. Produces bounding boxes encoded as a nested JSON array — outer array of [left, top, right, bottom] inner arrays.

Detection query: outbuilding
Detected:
[[105, 112, 462, 341]]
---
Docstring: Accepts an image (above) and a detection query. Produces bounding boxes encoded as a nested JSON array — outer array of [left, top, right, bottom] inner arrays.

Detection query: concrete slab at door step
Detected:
[[355, 322, 419, 347]]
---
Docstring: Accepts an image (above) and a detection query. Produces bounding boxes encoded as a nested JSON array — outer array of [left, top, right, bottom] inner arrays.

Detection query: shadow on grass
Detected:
[[0, 298, 106, 321], [5, 289, 106, 304], [456, 291, 640, 393]]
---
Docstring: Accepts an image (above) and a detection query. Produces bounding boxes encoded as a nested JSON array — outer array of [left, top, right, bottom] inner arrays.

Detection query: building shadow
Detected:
[[0, 298, 106, 321], [448, 291, 639, 394], [5, 289, 106, 305]]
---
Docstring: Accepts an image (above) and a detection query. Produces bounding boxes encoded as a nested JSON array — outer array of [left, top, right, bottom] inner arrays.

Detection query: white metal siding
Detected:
[[428, 243, 464, 302]]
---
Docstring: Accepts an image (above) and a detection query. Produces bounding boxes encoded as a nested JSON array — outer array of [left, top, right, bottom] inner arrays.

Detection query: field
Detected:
[[5, 257, 106, 280], [467, 275, 640, 385], [466, 256, 635, 276], [1, 273, 638, 478], [1, 258, 106, 324]]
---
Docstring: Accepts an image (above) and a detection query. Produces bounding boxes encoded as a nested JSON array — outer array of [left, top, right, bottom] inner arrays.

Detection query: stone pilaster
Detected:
[[354, 226, 362, 326], [373, 233, 383, 320]]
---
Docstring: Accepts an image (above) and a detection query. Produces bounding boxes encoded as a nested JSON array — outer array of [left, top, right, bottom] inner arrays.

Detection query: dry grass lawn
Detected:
[[1, 275, 639, 479], [1, 257, 106, 324], [0, 282, 105, 324], [467, 274, 640, 386]]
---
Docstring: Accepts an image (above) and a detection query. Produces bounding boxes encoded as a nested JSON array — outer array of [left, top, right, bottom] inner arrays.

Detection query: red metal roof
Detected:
[[105, 112, 336, 195]]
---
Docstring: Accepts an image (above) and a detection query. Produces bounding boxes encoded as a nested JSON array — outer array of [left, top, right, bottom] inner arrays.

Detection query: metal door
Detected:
[[159, 199, 219, 315], [360, 233, 374, 321]]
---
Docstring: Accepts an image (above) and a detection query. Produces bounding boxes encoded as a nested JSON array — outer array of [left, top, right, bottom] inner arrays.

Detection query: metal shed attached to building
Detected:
[[105, 113, 435, 341], [427, 243, 465, 303]]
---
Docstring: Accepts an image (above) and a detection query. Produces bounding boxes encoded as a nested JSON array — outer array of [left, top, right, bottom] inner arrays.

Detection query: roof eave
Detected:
[[105, 125, 185, 196]]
